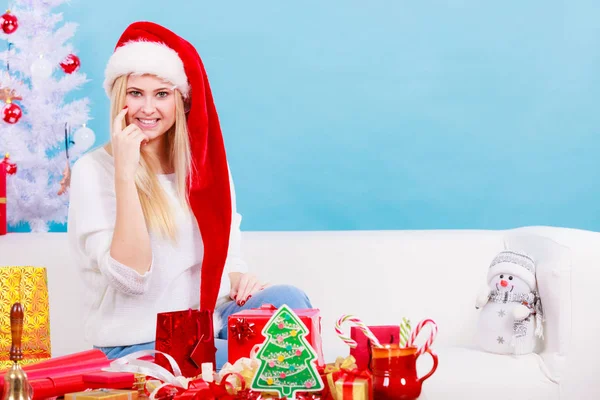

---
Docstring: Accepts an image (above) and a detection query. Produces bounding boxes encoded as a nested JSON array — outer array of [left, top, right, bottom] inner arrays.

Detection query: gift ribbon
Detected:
[[229, 318, 256, 343], [340, 369, 372, 400], [163, 372, 245, 400], [105, 351, 247, 400], [217, 344, 261, 390], [103, 350, 188, 389], [146, 378, 209, 400], [323, 356, 358, 374]]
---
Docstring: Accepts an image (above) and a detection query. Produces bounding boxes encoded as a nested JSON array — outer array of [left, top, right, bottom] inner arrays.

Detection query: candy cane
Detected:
[[408, 319, 438, 356], [399, 317, 411, 347], [335, 314, 382, 348]]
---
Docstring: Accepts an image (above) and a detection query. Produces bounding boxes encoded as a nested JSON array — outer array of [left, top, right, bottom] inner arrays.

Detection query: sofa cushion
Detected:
[[420, 347, 558, 400], [502, 232, 571, 383]]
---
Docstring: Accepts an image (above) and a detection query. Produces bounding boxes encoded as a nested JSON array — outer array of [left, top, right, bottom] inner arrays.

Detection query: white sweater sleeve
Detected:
[[68, 155, 153, 296], [223, 166, 248, 275]]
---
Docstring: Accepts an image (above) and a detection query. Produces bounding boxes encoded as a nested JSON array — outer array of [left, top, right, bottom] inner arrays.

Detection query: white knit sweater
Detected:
[[67, 147, 247, 347]]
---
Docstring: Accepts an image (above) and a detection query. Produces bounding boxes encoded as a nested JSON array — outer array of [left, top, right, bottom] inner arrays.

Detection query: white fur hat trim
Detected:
[[103, 40, 190, 98]]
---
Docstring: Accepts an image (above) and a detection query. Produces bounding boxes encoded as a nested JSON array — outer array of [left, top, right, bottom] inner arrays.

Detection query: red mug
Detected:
[[369, 345, 438, 400]]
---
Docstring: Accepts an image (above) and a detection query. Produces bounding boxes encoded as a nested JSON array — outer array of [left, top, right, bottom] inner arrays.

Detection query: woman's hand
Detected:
[[112, 107, 148, 182], [229, 272, 269, 306]]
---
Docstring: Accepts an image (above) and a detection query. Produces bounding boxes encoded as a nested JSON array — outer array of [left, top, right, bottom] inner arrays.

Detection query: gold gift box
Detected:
[[331, 377, 371, 400], [0, 266, 51, 368], [65, 390, 139, 400]]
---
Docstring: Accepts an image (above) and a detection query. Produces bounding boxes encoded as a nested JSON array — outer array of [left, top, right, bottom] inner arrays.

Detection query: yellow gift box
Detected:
[[0, 266, 51, 369], [325, 356, 372, 400], [65, 389, 138, 400]]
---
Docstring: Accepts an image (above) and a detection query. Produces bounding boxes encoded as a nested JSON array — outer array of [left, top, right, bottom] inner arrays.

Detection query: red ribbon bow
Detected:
[[229, 318, 256, 343]]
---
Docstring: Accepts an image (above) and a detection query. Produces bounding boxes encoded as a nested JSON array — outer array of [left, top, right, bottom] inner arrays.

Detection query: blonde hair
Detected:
[[106, 75, 191, 241]]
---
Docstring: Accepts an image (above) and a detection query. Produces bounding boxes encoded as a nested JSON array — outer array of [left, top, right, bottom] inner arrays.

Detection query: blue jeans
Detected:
[[95, 284, 312, 370]]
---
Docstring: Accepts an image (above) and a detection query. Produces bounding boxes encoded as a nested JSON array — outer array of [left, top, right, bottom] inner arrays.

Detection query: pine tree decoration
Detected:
[[0, 0, 92, 232], [251, 304, 324, 399]]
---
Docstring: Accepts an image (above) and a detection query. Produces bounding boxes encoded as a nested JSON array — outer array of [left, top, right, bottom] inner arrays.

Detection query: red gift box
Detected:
[[155, 308, 216, 378], [350, 325, 400, 370], [227, 304, 324, 366]]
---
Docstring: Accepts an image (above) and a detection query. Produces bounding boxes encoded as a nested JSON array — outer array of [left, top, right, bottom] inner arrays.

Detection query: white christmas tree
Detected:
[[0, 0, 95, 232]]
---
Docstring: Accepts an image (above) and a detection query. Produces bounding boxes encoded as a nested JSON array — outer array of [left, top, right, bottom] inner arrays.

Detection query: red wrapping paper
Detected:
[[155, 308, 216, 378], [0, 163, 6, 235], [82, 371, 136, 389], [29, 374, 88, 399], [18, 350, 107, 372], [227, 304, 324, 366], [350, 325, 399, 370], [0, 350, 112, 399]]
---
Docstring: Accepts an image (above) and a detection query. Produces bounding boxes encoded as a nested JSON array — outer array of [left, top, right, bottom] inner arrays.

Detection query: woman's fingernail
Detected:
[[240, 300, 246, 306], [247, 295, 252, 300], [122, 105, 128, 110]]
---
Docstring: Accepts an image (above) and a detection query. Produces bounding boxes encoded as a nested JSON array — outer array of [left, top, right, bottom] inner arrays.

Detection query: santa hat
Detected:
[[487, 250, 537, 291], [104, 22, 231, 312]]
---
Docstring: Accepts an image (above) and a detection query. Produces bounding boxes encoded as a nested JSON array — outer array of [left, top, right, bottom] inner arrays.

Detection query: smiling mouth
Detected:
[[136, 118, 159, 128], [496, 283, 514, 292]]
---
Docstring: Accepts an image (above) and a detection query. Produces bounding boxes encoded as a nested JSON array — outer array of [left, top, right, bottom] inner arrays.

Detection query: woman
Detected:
[[67, 21, 311, 369]]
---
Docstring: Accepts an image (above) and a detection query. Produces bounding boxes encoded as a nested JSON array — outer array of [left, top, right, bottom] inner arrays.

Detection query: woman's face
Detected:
[[124, 74, 177, 141]]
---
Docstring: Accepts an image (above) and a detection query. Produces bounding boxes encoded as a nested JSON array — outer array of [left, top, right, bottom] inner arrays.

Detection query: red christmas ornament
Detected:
[[2, 154, 17, 175], [60, 54, 81, 74], [1, 10, 18, 34], [2, 101, 22, 124]]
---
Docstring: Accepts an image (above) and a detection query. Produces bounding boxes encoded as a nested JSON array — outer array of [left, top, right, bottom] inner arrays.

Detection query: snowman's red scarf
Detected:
[[489, 290, 544, 341]]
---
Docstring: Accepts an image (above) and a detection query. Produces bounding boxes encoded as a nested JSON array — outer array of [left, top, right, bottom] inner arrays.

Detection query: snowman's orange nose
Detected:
[[500, 280, 508, 287]]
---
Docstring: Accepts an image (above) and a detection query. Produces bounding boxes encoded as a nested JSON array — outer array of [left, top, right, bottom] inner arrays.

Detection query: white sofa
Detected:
[[0, 226, 598, 399]]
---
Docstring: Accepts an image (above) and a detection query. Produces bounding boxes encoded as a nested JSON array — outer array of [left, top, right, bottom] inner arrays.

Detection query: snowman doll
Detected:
[[475, 250, 544, 355]]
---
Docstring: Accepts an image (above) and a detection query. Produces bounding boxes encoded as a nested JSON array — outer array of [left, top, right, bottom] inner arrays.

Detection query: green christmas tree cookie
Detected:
[[250, 304, 324, 399]]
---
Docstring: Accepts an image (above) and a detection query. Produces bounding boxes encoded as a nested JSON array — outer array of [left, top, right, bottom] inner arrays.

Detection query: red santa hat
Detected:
[[104, 21, 231, 312]]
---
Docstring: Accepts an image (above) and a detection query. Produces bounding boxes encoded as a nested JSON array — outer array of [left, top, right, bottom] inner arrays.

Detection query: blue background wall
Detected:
[[11, 0, 600, 231]]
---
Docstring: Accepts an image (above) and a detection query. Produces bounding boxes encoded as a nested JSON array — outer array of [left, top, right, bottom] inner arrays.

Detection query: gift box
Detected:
[[228, 304, 325, 366], [324, 356, 371, 400], [350, 325, 399, 370], [0, 266, 51, 369], [155, 308, 216, 378], [327, 370, 371, 400], [65, 389, 138, 400]]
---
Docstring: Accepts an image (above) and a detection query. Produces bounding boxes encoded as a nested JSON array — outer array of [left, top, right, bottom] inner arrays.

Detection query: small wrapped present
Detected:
[[324, 356, 371, 400], [65, 389, 138, 400], [350, 325, 399, 370], [0, 266, 51, 369], [228, 304, 324, 366], [155, 308, 216, 378]]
